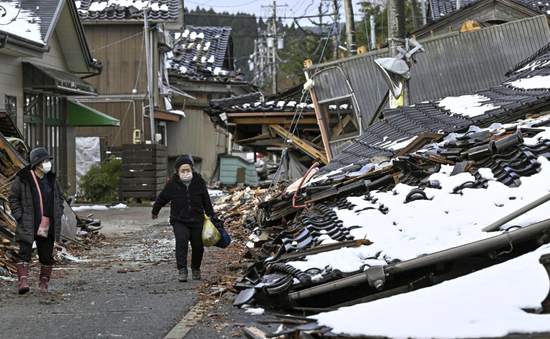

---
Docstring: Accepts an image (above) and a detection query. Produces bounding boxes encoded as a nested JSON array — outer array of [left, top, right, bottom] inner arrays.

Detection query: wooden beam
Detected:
[[310, 87, 333, 161], [269, 124, 328, 164], [230, 117, 318, 124], [331, 114, 353, 138], [226, 112, 316, 117], [237, 133, 272, 144]]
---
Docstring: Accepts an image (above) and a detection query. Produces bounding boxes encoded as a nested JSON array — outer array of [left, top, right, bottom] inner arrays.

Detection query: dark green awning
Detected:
[[68, 101, 120, 126]]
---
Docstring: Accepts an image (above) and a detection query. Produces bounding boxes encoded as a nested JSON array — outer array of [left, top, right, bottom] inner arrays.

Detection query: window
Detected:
[[156, 121, 167, 146], [5, 95, 16, 122], [321, 97, 359, 141]]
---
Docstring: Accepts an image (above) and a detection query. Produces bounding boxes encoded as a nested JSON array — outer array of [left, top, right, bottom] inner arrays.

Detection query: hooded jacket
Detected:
[[151, 172, 215, 226], [8, 166, 64, 244]]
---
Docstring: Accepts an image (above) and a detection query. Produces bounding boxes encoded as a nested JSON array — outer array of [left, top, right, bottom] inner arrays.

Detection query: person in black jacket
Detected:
[[151, 155, 215, 282], [9, 147, 64, 294]]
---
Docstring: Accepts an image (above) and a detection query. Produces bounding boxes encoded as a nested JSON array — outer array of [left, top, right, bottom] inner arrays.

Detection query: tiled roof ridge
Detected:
[[77, 0, 179, 21], [505, 41, 550, 77]]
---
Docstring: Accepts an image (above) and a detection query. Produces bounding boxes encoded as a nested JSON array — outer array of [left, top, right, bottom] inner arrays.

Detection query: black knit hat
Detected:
[[175, 155, 194, 171], [30, 147, 53, 168]]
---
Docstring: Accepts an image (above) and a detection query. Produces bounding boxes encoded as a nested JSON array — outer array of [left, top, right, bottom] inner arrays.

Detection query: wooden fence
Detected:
[[120, 144, 167, 200]]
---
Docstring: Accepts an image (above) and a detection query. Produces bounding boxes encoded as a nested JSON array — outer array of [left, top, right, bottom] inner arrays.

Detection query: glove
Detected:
[[210, 215, 224, 228]]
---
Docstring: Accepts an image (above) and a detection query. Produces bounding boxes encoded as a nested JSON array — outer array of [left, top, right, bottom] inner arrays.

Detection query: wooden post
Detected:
[[309, 88, 332, 161]]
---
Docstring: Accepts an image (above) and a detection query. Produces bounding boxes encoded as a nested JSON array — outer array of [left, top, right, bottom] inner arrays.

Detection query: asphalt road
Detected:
[[0, 205, 276, 339]]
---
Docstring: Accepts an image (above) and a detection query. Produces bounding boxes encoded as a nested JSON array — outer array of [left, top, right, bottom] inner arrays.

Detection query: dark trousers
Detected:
[[17, 234, 55, 266], [172, 221, 204, 270]]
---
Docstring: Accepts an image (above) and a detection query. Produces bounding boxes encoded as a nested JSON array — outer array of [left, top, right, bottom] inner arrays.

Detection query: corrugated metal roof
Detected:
[[319, 38, 550, 174], [307, 15, 550, 157]]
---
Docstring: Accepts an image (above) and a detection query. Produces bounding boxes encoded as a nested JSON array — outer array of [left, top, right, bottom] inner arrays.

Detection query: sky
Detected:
[[184, 0, 373, 27]]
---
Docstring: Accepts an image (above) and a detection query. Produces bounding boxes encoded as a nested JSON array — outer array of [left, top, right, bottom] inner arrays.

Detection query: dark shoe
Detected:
[[192, 269, 201, 280], [178, 268, 188, 282], [38, 265, 53, 293], [16, 262, 29, 295]]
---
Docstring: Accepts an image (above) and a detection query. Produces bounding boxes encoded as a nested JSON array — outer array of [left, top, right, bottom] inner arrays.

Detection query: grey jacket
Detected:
[[8, 166, 64, 244]]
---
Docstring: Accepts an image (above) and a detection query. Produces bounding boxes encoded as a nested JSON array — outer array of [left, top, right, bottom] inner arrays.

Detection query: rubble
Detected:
[[218, 114, 550, 338], [0, 132, 105, 284]]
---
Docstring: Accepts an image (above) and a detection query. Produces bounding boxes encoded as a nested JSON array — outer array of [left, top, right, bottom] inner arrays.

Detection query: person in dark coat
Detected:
[[151, 155, 215, 282], [8, 147, 64, 294]]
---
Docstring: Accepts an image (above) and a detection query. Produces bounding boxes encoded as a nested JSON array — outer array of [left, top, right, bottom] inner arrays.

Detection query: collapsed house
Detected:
[[231, 42, 550, 338]]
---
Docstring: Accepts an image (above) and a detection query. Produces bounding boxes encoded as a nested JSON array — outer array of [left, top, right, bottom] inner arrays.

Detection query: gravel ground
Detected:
[[0, 206, 277, 339]]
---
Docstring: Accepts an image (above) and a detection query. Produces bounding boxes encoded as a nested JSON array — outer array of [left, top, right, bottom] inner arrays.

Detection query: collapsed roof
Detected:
[[229, 39, 550, 338]]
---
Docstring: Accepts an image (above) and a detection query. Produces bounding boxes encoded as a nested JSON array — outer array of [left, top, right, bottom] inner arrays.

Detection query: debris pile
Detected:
[[0, 133, 105, 282], [230, 116, 550, 319]]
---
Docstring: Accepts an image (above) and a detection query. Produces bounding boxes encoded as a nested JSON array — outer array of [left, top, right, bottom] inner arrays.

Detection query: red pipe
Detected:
[[293, 162, 320, 209]]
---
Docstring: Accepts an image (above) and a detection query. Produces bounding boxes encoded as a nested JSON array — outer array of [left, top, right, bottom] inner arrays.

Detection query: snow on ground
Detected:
[[208, 189, 225, 197], [312, 244, 550, 339], [71, 205, 109, 212], [110, 203, 128, 209], [437, 95, 501, 118]]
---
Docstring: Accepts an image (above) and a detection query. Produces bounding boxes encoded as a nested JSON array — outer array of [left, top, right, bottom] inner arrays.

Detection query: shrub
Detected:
[[79, 157, 122, 202]]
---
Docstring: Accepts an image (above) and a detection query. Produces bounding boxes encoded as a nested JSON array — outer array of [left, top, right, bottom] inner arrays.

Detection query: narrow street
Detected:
[[0, 206, 275, 339]]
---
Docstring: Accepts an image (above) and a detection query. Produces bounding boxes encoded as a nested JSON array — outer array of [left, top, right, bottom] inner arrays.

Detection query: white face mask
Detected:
[[41, 161, 52, 174], [179, 172, 192, 182]]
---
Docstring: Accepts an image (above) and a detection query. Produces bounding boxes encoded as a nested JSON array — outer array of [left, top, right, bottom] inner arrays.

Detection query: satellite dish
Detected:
[[374, 58, 411, 99]]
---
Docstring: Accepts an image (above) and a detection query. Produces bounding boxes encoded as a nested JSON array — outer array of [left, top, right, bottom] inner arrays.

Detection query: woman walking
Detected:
[[151, 155, 215, 282], [9, 147, 64, 294]]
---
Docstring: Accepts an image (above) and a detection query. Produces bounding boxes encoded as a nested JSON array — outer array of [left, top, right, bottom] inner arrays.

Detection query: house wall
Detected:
[[168, 91, 228, 181], [0, 31, 68, 131], [0, 31, 78, 195], [76, 24, 151, 147]]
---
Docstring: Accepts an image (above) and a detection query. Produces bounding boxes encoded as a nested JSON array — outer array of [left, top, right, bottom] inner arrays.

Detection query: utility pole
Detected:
[[387, 0, 409, 105], [253, 39, 258, 84], [272, 1, 277, 94], [410, 0, 420, 30], [255, 1, 286, 94], [332, 0, 338, 60], [144, 6, 156, 143], [421, 0, 427, 25], [343, 0, 356, 56], [370, 15, 376, 49]]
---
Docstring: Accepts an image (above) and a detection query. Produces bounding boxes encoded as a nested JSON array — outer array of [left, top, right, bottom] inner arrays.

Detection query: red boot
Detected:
[[38, 265, 53, 293], [16, 262, 30, 295]]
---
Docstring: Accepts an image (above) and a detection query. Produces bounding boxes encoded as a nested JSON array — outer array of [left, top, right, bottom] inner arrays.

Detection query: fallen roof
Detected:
[[319, 41, 550, 175]]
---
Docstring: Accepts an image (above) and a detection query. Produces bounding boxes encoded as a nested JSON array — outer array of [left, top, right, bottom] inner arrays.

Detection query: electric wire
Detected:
[[104, 32, 145, 160], [266, 14, 336, 197], [186, 0, 262, 8]]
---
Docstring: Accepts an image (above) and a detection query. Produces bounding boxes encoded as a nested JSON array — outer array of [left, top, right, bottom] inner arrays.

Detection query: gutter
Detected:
[[0, 33, 49, 53]]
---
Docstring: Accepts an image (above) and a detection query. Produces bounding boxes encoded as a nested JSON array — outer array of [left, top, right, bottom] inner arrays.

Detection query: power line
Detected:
[[186, 0, 262, 8]]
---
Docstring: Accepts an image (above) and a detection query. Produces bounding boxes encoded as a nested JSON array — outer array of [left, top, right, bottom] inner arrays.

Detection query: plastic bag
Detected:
[[214, 226, 231, 248], [202, 214, 221, 247]]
